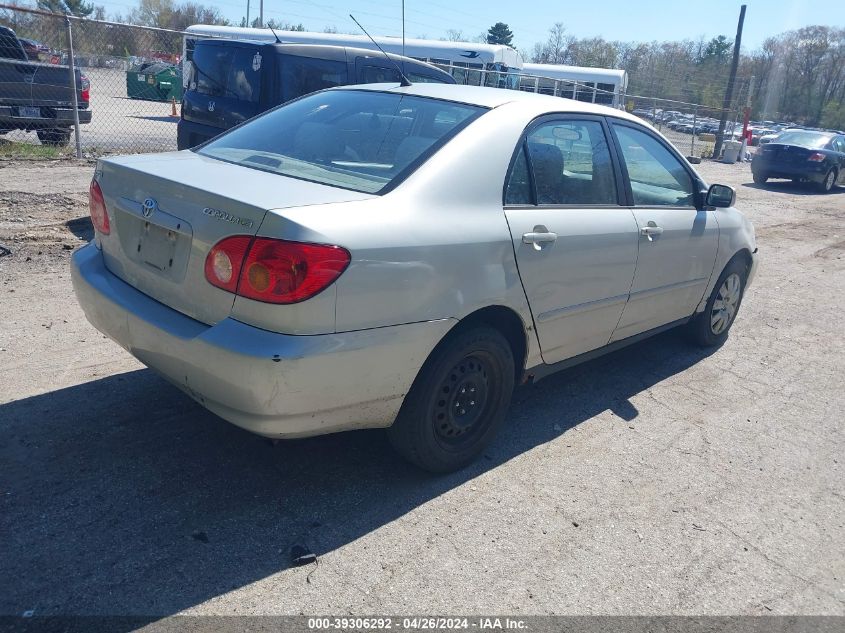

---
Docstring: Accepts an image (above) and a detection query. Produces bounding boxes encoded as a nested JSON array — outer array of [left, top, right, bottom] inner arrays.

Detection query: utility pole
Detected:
[[246, 0, 250, 26], [713, 4, 746, 160], [259, 0, 263, 27]]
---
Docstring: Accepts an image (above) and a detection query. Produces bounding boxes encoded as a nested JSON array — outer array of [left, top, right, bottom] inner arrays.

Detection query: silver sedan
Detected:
[[72, 83, 758, 472]]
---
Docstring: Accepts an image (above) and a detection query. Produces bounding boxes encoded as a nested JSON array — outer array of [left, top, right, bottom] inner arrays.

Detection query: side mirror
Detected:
[[706, 183, 736, 208]]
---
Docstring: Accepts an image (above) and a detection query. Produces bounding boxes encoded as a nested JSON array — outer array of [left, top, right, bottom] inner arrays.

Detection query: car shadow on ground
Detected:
[[126, 116, 179, 124], [65, 216, 94, 241], [742, 180, 845, 196], [1, 328, 716, 623]]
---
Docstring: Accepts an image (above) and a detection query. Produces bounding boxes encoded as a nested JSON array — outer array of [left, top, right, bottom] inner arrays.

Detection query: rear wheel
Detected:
[[37, 128, 71, 147], [388, 326, 514, 473], [687, 258, 748, 347], [818, 168, 837, 193], [752, 172, 768, 185]]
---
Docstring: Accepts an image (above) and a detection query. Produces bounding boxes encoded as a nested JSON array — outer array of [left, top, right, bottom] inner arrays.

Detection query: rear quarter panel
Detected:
[[257, 101, 545, 367]]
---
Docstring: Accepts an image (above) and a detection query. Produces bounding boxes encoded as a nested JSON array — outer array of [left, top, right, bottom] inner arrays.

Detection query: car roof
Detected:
[[331, 82, 643, 122]]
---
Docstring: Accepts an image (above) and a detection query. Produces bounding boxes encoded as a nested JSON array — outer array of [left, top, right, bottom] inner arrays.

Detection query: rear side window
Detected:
[[279, 56, 348, 102], [191, 45, 261, 103], [612, 123, 695, 207], [523, 119, 617, 206], [505, 145, 531, 205]]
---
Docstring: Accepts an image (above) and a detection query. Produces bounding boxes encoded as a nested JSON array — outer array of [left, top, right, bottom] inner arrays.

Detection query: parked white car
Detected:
[[72, 83, 758, 472]]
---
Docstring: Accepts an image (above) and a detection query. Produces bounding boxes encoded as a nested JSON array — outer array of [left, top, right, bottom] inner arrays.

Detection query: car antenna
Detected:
[[267, 25, 282, 44], [349, 14, 412, 87]]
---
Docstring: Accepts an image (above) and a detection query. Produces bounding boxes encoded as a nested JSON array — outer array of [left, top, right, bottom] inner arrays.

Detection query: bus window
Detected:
[[595, 82, 616, 105], [575, 82, 596, 102]]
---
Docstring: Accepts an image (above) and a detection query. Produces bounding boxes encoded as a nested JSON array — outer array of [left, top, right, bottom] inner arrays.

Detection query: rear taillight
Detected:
[[204, 235, 252, 294], [88, 179, 110, 235], [808, 152, 826, 162], [80, 74, 90, 102], [204, 237, 350, 304]]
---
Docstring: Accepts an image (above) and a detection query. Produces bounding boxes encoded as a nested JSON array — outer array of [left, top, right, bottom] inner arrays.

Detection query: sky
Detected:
[[80, 0, 845, 51]]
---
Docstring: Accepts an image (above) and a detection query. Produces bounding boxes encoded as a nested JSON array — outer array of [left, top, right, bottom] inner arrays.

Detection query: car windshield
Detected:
[[198, 90, 487, 194], [775, 131, 833, 149]]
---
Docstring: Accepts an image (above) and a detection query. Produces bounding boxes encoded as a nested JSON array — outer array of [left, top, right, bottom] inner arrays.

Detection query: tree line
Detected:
[[529, 22, 845, 127], [1, 1, 842, 127]]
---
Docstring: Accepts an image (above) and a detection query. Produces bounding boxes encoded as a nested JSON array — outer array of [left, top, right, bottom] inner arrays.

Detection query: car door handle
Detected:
[[640, 224, 664, 241], [522, 226, 557, 250]]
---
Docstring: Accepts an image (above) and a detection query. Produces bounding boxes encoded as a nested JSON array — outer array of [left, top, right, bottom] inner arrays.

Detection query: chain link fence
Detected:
[[2, 3, 748, 161], [1, 3, 186, 158]]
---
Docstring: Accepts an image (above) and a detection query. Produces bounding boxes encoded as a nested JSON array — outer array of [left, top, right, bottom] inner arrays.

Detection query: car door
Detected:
[[608, 121, 719, 341], [504, 115, 640, 364]]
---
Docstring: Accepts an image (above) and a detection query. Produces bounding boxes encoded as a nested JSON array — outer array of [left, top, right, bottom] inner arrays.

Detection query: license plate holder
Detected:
[[17, 106, 41, 118], [137, 221, 177, 272]]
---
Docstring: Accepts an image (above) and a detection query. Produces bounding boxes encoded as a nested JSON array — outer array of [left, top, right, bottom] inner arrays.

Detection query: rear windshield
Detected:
[[198, 90, 487, 194], [774, 131, 833, 149], [191, 44, 262, 103]]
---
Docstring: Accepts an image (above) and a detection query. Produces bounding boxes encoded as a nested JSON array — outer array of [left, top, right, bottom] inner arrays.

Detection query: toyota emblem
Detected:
[[142, 198, 158, 218]]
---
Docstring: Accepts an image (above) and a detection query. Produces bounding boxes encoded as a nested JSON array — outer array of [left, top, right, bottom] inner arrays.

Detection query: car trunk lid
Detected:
[[95, 151, 371, 326], [760, 142, 815, 165]]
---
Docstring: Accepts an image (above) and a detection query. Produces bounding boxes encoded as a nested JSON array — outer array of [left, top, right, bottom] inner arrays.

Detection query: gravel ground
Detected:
[[0, 157, 843, 618]]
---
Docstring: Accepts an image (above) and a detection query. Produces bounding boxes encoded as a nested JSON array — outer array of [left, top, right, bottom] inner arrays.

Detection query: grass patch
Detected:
[[0, 139, 70, 160]]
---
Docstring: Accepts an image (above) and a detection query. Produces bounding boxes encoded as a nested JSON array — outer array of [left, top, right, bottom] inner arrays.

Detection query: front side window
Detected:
[[522, 119, 617, 206], [279, 56, 348, 103], [199, 90, 486, 194], [612, 123, 695, 207]]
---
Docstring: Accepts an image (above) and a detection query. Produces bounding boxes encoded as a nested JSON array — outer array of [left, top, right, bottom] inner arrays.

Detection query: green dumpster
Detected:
[[126, 62, 183, 101]]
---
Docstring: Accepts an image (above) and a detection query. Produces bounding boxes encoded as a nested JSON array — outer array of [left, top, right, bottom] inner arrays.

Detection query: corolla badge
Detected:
[[207, 101, 216, 112], [142, 198, 158, 218], [203, 207, 254, 228]]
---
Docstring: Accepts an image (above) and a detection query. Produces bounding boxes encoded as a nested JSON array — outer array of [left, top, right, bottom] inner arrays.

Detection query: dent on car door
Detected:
[[608, 122, 719, 341], [503, 116, 640, 365]]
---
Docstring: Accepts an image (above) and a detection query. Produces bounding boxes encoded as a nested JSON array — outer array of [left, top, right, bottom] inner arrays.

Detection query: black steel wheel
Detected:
[[388, 326, 515, 473]]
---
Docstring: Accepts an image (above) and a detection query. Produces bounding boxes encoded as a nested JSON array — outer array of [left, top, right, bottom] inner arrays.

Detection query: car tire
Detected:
[[388, 326, 515, 473], [752, 172, 768, 185], [687, 258, 748, 348], [818, 168, 837, 193], [36, 128, 71, 147]]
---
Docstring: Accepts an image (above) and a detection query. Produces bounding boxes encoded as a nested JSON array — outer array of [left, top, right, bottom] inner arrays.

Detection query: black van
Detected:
[[177, 40, 455, 150]]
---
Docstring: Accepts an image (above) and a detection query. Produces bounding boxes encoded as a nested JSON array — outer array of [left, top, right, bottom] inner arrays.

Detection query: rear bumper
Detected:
[[0, 105, 91, 127], [71, 243, 454, 438], [751, 159, 829, 183], [176, 118, 223, 150]]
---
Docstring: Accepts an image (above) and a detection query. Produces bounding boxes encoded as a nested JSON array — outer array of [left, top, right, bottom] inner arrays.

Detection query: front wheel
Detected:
[[817, 168, 837, 193], [388, 326, 515, 473], [687, 258, 748, 347]]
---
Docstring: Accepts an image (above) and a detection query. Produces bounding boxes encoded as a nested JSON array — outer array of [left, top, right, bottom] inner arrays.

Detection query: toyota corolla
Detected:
[[72, 83, 758, 472]]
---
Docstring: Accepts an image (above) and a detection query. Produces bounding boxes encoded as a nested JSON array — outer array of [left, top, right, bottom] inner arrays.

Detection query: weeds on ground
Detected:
[[0, 139, 68, 160]]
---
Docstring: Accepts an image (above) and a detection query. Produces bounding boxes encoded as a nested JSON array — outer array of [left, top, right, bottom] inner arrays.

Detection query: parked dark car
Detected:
[[0, 25, 91, 146], [752, 130, 845, 192], [177, 39, 456, 149]]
